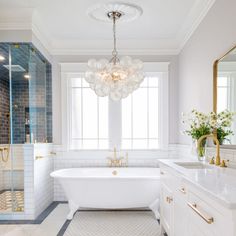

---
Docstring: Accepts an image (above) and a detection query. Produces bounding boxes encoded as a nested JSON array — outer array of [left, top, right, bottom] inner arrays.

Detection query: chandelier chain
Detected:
[[111, 13, 118, 63]]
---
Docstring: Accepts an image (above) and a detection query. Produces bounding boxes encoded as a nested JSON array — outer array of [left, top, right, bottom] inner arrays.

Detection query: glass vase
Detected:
[[192, 139, 206, 161]]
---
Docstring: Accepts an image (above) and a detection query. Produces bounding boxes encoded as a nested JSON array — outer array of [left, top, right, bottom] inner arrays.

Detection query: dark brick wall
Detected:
[[0, 77, 10, 144]]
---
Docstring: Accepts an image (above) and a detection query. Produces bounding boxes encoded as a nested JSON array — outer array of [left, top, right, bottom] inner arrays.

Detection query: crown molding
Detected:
[[50, 47, 179, 56], [0, 21, 179, 55], [0, 1, 216, 56], [177, 0, 216, 52]]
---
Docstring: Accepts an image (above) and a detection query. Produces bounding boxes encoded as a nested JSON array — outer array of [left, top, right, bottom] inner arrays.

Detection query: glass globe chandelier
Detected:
[[85, 11, 144, 101]]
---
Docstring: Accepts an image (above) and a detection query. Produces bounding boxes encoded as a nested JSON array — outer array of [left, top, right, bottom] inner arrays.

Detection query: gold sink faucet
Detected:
[[198, 134, 220, 165]]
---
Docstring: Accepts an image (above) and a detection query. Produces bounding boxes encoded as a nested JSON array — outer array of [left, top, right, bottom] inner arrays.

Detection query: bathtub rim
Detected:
[[50, 167, 160, 180]]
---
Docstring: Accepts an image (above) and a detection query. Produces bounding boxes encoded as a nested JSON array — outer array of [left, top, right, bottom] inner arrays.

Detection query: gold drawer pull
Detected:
[[188, 203, 214, 224], [179, 187, 186, 194]]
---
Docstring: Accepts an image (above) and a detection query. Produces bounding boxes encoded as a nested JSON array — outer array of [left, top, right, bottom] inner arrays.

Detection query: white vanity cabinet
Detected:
[[172, 186, 188, 236], [159, 163, 236, 236], [160, 183, 173, 236], [160, 164, 188, 236]]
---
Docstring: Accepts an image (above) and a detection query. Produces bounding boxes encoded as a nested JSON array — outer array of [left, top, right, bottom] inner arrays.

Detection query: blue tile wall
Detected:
[[46, 64, 52, 143], [12, 79, 29, 143], [0, 43, 53, 144]]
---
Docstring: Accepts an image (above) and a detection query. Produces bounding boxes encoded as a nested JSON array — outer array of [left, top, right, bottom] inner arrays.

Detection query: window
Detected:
[[69, 76, 109, 149], [122, 76, 159, 149], [62, 63, 169, 150], [217, 75, 230, 112]]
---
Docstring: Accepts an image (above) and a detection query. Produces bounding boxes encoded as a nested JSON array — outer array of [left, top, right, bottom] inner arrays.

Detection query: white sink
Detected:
[[174, 162, 213, 169]]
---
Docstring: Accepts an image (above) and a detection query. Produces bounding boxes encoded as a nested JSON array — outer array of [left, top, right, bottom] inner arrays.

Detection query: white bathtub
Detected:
[[50, 168, 160, 220]]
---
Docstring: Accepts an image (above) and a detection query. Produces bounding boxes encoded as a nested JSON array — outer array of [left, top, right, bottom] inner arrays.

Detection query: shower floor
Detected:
[[0, 190, 24, 212]]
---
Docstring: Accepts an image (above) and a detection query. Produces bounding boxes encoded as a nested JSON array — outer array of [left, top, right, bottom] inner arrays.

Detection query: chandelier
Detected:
[[85, 10, 144, 101]]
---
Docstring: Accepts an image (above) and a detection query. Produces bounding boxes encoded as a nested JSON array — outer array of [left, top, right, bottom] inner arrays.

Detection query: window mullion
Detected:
[[131, 94, 133, 149], [97, 97, 99, 149], [108, 98, 122, 149], [147, 77, 150, 149], [81, 83, 83, 149]]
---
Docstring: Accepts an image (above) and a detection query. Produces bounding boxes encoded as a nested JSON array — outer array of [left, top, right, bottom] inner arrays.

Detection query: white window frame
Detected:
[[61, 62, 169, 151]]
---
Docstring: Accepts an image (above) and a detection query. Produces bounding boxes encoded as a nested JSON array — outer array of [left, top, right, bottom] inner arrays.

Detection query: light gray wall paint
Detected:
[[178, 0, 236, 144], [0, 30, 32, 42], [52, 54, 179, 145]]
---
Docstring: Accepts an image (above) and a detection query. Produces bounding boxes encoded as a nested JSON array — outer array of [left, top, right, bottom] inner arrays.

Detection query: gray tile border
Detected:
[[0, 201, 67, 224], [57, 220, 71, 236]]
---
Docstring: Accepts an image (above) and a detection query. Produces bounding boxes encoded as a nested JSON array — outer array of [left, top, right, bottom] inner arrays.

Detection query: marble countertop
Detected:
[[159, 159, 236, 209]]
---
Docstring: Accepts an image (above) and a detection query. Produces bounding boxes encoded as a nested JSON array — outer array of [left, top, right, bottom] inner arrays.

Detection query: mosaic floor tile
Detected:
[[0, 190, 24, 212], [64, 211, 161, 236]]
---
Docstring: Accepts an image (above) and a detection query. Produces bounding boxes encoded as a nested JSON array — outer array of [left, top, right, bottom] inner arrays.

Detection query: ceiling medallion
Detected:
[[87, 2, 143, 23], [85, 3, 144, 101]]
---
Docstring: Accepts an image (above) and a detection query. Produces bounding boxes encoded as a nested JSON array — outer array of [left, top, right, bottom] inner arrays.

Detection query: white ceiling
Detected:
[[0, 0, 215, 55]]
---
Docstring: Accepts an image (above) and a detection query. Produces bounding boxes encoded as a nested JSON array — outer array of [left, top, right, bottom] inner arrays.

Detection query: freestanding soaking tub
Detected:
[[50, 168, 160, 219]]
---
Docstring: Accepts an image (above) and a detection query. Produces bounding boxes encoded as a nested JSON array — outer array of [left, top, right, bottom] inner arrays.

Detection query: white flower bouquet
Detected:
[[182, 109, 235, 143], [182, 109, 235, 158]]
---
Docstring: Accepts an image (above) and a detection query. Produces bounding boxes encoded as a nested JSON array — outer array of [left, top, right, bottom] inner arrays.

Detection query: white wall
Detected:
[[178, 0, 236, 144], [34, 144, 54, 218], [52, 54, 179, 145]]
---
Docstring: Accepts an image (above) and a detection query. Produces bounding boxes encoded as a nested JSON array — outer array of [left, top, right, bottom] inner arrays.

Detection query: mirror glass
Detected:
[[216, 46, 236, 145]]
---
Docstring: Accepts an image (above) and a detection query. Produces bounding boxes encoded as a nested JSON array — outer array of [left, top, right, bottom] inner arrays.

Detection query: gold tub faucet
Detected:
[[198, 134, 221, 166], [107, 147, 128, 167]]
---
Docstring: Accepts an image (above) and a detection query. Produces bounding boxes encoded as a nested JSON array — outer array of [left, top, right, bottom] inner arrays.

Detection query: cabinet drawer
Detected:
[[187, 191, 226, 236], [160, 165, 181, 190]]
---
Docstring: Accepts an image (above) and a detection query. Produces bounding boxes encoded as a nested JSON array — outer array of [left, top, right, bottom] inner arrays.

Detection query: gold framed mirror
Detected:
[[213, 45, 236, 146]]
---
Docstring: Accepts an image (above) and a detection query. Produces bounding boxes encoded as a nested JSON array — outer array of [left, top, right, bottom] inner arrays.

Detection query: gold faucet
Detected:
[[198, 134, 221, 165], [107, 147, 128, 167]]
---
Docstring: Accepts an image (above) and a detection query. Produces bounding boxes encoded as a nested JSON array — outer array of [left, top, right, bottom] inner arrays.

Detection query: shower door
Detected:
[[0, 43, 28, 213], [8, 44, 29, 212], [0, 43, 11, 212]]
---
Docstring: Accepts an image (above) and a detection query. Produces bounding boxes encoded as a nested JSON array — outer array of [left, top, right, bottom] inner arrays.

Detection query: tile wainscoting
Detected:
[[0, 143, 53, 220], [206, 147, 236, 168]]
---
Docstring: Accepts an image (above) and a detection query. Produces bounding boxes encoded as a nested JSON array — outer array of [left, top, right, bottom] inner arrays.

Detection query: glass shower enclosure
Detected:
[[0, 43, 52, 213]]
